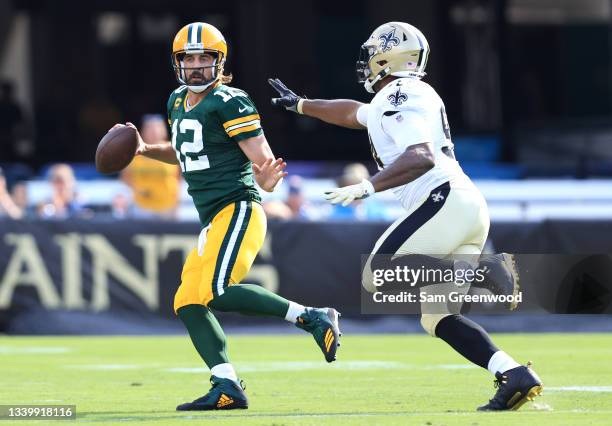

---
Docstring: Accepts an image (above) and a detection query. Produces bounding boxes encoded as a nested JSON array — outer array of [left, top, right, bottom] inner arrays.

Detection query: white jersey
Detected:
[[357, 77, 474, 211]]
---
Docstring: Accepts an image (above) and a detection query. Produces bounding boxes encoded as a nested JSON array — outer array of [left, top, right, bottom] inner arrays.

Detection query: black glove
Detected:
[[268, 78, 303, 113]]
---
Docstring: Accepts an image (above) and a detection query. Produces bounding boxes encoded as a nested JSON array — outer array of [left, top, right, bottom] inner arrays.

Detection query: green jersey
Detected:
[[166, 84, 262, 226]]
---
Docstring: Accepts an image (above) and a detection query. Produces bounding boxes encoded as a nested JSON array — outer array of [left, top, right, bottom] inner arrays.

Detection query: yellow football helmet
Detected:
[[172, 22, 227, 93], [356, 22, 430, 93]]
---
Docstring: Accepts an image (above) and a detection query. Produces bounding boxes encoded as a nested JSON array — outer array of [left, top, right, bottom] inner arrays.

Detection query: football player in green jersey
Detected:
[[110, 22, 341, 411]]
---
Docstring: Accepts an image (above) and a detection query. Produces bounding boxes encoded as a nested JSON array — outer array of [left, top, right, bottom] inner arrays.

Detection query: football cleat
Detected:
[[176, 375, 248, 411], [296, 307, 341, 362], [476, 253, 521, 310], [477, 361, 543, 411]]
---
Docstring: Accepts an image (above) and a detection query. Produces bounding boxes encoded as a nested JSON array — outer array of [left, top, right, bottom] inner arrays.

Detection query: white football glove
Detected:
[[324, 179, 375, 207]]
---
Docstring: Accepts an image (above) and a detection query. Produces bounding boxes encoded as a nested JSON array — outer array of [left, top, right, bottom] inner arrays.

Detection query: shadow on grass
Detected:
[[76, 410, 430, 422]]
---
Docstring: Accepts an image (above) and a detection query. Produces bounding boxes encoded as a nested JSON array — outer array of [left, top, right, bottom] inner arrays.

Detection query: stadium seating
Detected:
[[23, 174, 612, 222]]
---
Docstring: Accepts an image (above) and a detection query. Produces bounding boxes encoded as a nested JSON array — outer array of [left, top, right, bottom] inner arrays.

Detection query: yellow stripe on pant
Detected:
[[173, 201, 267, 313]]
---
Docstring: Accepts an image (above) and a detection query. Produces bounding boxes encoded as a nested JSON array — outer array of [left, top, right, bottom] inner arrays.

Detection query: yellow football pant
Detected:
[[174, 200, 266, 313]]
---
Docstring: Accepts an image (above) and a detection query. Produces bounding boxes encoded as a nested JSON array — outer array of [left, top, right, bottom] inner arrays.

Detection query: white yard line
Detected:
[[0, 346, 72, 354], [67, 364, 144, 370], [165, 362, 477, 373], [546, 386, 612, 393]]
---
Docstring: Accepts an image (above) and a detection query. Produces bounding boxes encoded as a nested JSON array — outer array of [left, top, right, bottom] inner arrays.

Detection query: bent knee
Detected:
[[420, 313, 450, 337]]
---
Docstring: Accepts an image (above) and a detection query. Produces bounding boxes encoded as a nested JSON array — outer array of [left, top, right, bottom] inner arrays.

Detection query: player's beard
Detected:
[[187, 74, 203, 85], [186, 70, 210, 85]]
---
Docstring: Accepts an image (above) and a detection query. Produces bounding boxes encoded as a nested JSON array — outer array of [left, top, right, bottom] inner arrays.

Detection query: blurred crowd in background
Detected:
[[0, 102, 391, 222], [0, 161, 391, 223], [2, 0, 612, 223]]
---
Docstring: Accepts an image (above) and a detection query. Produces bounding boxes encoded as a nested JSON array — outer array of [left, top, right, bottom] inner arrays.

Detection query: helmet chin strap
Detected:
[[187, 80, 217, 93], [364, 67, 391, 93], [363, 76, 379, 93]]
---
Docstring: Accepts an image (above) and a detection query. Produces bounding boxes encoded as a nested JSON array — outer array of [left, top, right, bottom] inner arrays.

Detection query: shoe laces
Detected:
[[296, 309, 318, 330], [484, 373, 508, 406], [493, 373, 508, 390]]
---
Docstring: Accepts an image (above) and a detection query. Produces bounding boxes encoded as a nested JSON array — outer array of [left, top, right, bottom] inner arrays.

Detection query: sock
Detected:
[[177, 304, 229, 369], [487, 350, 521, 375], [208, 284, 290, 319], [284, 301, 306, 323], [434, 314, 499, 370], [210, 362, 238, 382]]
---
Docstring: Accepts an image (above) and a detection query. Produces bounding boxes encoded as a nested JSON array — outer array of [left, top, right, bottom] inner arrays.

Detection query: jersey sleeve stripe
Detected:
[[173, 85, 187, 94], [222, 114, 260, 129], [227, 123, 261, 138], [225, 119, 260, 133]]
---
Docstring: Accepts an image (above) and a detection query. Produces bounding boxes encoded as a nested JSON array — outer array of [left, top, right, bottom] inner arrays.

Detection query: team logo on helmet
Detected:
[[387, 88, 408, 107], [378, 28, 400, 52]]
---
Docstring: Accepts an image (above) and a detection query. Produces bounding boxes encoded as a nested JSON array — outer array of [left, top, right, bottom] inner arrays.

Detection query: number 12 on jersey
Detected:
[[171, 118, 210, 172]]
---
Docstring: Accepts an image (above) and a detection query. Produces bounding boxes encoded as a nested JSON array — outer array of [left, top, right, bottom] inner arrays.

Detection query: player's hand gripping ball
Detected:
[[95, 123, 140, 174]]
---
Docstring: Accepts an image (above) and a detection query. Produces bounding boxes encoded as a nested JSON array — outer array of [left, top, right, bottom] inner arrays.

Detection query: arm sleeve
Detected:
[[217, 92, 263, 142], [381, 109, 432, 148], [356, 104, 370, 127]]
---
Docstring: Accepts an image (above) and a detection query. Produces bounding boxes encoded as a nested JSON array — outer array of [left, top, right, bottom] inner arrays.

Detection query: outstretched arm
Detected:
[[268, 78, 366, 129], [301, 99, 365, 129]]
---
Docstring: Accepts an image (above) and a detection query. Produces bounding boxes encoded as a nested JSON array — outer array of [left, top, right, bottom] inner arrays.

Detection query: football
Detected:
[[95, 126, 139, 174]]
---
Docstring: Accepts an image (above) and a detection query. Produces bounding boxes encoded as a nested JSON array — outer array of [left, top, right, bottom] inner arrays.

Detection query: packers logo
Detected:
[[174, 98, 182, 109], [378, 28, 400, 52]]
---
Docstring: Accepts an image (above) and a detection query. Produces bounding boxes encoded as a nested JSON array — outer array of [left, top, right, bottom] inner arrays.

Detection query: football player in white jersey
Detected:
[[270, 22, 543, 411]]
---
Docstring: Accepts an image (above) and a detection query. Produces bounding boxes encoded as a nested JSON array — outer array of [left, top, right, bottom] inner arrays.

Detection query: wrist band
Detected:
[[362, 179, 375, 195], [296, 98, 305, 114]]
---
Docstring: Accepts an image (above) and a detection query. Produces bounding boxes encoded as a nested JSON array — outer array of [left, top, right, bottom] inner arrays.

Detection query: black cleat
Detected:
[[176, 376, 248, 411], [477, 253, 520, 310], [296, 307, 341, 362], [478, 362, 543, 411]]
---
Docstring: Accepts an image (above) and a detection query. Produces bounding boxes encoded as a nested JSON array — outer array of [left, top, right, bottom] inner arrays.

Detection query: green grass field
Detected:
[[1, 333, 611, 425]]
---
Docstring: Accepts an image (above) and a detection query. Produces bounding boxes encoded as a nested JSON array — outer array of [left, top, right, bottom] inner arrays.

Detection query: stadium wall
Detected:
[[0, 219, 611, 334]]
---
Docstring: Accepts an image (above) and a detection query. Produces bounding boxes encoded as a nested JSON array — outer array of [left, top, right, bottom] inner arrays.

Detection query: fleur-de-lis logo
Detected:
[[387, 89, 408, 107], [431, 191, 445, 203], [378, 28, 400, 52]]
